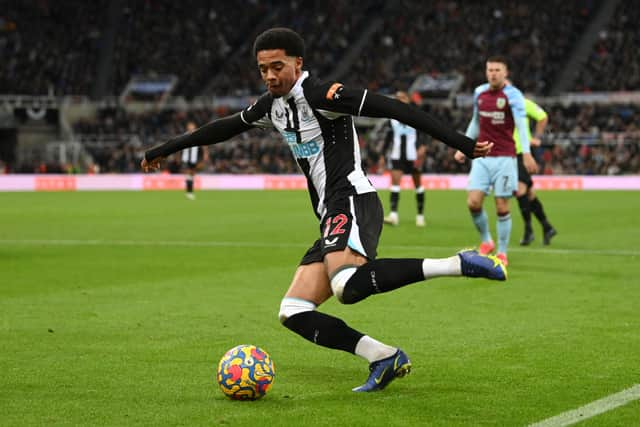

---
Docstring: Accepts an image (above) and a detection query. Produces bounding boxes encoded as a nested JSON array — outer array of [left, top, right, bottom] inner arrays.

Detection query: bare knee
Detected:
[[467, 191, 484, 211]]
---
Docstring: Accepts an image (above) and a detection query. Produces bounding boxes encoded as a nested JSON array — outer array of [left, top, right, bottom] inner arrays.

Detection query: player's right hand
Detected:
[[454, 150, 466, 163], [141, 156, 162, 172], [472, 141, 493, 158], [522, 152, 538, 174]]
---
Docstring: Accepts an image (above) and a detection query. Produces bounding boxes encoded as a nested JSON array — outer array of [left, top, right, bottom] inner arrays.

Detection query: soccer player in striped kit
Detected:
[[143, 28, 506, 393], [180, 121, 209, 200], [379, 91, 427, 227]]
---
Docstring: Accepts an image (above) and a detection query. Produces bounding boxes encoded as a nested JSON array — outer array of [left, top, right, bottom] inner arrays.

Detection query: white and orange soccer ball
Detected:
[[216, 344, 275, 400]]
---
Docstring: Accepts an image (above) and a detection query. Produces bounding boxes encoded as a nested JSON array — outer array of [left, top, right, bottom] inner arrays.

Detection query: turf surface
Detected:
[[1, 189, 639, 426]]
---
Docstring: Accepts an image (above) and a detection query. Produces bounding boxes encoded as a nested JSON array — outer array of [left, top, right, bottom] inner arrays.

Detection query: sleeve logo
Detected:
[[325, 83, 344, 101]]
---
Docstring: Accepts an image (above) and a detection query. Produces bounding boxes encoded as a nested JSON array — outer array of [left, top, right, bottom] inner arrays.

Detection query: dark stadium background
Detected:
[[0, 0, 638, 176]]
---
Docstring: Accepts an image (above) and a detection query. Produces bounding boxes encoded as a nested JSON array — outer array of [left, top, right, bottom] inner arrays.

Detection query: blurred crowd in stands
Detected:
[[3, 0, 638, 97], [344, 0, 596, 95], [0, 0, 107, 95], [50, 101, 638, 176], [573, 2, 640, 92], [110, 0, 270, 98]]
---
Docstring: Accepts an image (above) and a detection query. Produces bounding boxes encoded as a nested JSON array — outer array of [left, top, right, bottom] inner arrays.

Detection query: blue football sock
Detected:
[[497, 212, 512, 253], [471, 209, 492, 242]]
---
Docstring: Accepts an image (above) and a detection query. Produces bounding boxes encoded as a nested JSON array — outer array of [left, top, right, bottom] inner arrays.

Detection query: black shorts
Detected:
[[184, 162, 198, 170], [517, 154, 533, 188], [300, 192, 383, 265], [391, 159, 418, 174]]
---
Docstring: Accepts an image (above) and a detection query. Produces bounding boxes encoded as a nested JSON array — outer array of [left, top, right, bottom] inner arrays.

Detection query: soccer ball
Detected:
[[216, 344, 275, 400]]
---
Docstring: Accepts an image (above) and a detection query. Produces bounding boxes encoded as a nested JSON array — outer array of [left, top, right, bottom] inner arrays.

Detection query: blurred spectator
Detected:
[[0, 0, 107, 95], [63, 102, 640, 175], [573, 2, 640, 92], [110, 0, 270, 98], [344, 0, 598, 95]]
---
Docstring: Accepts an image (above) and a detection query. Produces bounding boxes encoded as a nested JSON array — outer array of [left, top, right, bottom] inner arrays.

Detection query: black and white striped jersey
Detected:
[[240, 71, 374, 219], [383, 119, 419, 162], [181, 146, 203, 164]]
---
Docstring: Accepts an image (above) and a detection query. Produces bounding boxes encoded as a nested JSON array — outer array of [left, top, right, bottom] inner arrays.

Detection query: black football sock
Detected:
[[517, 195, 532, 232], [186, 176, 194, 193], [530, 197, 551, 230], [416, 190, 425, 215], [390, 190, 400, 212], [341, 259, 424, 304], [282, 311, 364, 354]]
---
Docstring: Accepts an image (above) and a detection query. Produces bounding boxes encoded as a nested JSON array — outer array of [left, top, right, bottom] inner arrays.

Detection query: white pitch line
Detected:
[[528, 384, 640, 427], [0, 239, 639, 257]]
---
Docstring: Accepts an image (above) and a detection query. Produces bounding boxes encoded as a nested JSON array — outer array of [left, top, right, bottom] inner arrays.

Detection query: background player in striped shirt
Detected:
[[379, 91, 427, 227], [455, 56, 538, 266], [180, 121, 209, 200], [142, 28, 506, 393], [512, 95, 558, 245]]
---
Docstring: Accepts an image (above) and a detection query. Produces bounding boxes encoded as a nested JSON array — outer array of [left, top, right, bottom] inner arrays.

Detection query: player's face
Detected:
[[486, 61, 508, 90], [256, 49, 303, 97]]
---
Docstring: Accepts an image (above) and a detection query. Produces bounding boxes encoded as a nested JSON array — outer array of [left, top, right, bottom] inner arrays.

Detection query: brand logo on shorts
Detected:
[[324, 237, 338, 246]]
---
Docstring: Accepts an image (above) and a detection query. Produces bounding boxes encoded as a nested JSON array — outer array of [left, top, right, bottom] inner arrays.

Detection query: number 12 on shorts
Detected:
[[323, 214, 349, 238]]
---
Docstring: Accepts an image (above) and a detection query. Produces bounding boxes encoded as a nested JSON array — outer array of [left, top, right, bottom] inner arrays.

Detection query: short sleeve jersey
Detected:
[[384, 119, 419, 161], [472, 83, 527, 157], [514, 98, 548, 154]]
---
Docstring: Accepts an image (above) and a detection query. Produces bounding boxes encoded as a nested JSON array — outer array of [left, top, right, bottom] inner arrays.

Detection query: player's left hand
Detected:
[[472, 141, 493, 158], [523, 152, 538, 174], [141, 156, 162, 172]]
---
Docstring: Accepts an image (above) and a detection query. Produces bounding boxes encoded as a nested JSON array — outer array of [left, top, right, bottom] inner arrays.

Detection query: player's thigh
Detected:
[[491, 157, 518, 198], [516, 181, 528, 196], [324, 247, 368, 279], [411, 169, 421, 188], [321, 193, 383, 275], [468, 158, 492, 194], [284, 262, 333, 306], [517, 154, 533, 191], [390, 169, 403, 185]]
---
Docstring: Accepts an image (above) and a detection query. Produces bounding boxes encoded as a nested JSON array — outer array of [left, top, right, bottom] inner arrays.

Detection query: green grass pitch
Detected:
[[1, 189, 639, 426]]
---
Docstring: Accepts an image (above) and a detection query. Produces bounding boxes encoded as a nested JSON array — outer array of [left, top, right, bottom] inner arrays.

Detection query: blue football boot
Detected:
[[352, 349, 412, 392], [458, 249, 507, 281]]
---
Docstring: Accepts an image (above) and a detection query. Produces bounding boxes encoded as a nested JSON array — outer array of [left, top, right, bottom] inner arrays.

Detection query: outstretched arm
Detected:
[[142, 113, 252, 171], [360, 92, 490, 158], [309, 84, 491, 158]]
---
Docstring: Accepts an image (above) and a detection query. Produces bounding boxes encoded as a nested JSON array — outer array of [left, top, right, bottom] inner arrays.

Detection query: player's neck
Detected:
[[282, 70, 307, 98]]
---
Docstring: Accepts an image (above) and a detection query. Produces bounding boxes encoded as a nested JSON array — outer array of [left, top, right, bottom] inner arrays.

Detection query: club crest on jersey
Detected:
[[300, 105, 312, 121], [496, 97, 506, 109], [325, 83, 344, 101]]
